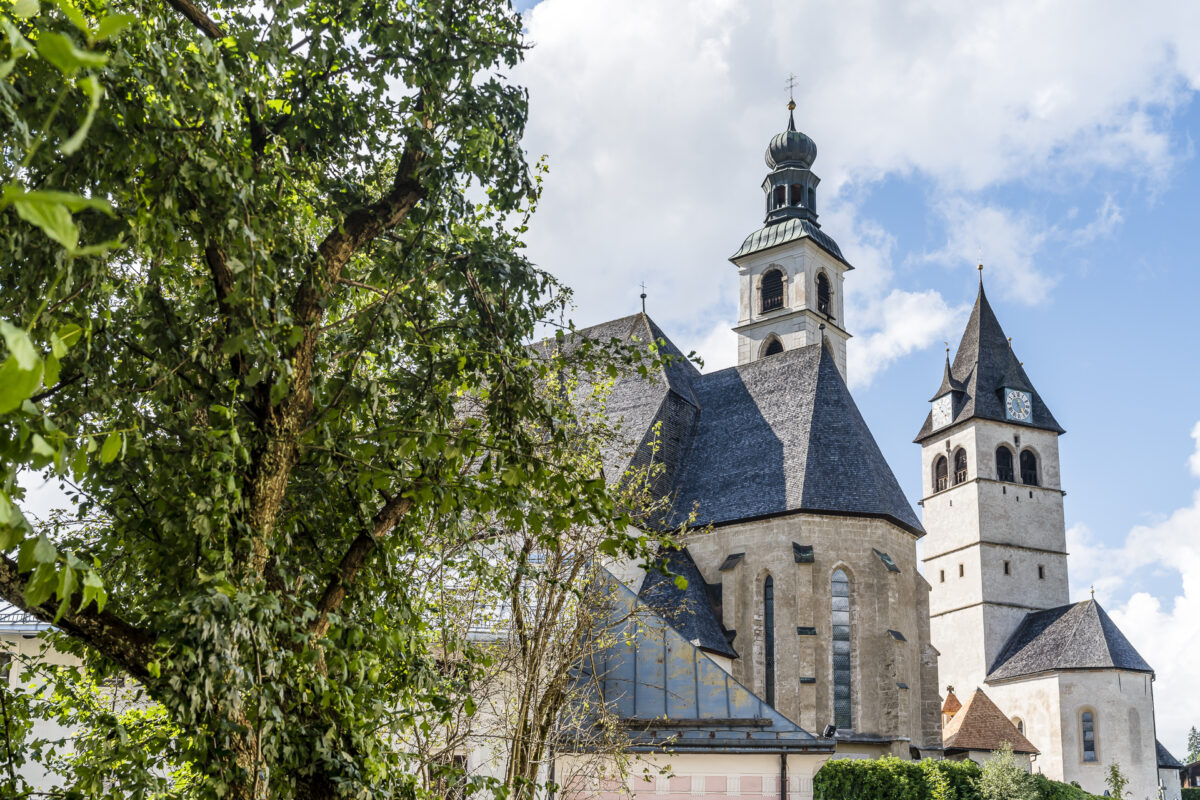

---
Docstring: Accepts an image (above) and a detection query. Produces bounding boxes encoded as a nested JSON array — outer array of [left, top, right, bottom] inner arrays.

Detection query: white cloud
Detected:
[[1069, 195, 1123, 246], [1066, 423, 1200, 756], [849, 289, 966, 389], [516, 0, 1200, 381]]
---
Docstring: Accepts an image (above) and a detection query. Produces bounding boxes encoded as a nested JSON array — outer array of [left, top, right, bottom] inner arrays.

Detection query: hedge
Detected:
[[812, 757, 1106, 800], [1181, 788, 1200, 800]]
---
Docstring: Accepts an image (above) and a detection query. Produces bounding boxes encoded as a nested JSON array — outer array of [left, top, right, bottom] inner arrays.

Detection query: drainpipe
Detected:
[[779, 753, 788, 800]]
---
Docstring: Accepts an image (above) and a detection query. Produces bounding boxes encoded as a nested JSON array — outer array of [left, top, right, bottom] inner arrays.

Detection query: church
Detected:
[[560, 103, 1173, 799]]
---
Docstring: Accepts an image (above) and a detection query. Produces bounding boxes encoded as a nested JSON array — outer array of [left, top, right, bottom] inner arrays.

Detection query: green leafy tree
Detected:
[[1105, 762, 1128, 800], [0, 0, 654, 797], [1188, 725, 1200, 764], [979, 743, 1037, 800]]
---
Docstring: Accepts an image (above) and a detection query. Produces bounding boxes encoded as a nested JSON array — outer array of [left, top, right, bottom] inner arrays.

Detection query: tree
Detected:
[[1105, 762, 1128, 800], [1188, 725, 1200, 764], [979, 743, 1037, 800], [0, 1, 652, 797]]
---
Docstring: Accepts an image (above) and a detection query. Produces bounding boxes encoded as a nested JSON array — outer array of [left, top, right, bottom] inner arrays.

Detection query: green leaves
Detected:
[[0, 321, 43, 414], [99, 431, 121, 463], [36, 30, 107, 75]]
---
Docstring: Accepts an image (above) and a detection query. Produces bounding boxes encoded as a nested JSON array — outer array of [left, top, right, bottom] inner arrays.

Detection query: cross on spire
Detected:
[[786, 72, 799, 100], [639, 281, 647, 314]]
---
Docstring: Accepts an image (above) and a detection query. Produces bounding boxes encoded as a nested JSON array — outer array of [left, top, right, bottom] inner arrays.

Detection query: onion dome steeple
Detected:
[[762, 100, 821, 226]]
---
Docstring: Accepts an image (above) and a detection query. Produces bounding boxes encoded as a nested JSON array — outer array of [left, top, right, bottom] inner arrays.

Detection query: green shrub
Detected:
[[1180, 788, 1200, 800], [813, 756, 1105, 800]]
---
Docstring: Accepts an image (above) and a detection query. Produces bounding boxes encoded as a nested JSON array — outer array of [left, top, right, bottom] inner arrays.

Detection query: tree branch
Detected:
[[308, 494, 413, 638], [0, 556, 156, 682], [163, 0, 224, 40]]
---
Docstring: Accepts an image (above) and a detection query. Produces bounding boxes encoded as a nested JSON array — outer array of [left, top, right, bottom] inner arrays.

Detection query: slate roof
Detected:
[[638, 547, 737, 659], [730, 216, 849, 266], [564, 570, 832, 754], [987, 600, 1154, 682], [573, 314, 922, 535], [915, 282, 1064, 442], [1158, 740, 1184, 770], [942, 688, 1039, 755]]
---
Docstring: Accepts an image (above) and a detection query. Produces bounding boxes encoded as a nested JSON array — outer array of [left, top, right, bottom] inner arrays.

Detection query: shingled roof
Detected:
[[573, 314, 923, 536], [639, 547, 737, 659], [1157, 739, 1184, 770], [987, 600, 1154, 682], [915, 282, 1064, 442], [942, 688, 1039, 755]]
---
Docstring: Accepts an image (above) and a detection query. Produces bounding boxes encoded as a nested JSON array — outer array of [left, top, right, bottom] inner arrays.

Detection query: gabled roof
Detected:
[[730, 216, 849, 266], [565, 570, 831, 754], [1157, 740, 1184, 770], [915, 282, 1064, 442], [942, 688, 1039, 755], [639, 547, 737, 659], [572, 315, 923, 536], [987, 600, 1154, 682], [668, 339, 922, 534], [942, 689, 962, 716]]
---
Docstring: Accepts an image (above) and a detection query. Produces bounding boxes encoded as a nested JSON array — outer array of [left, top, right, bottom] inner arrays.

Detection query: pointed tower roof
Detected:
[[941, 688, 962, 717], [942, 689, 1039, 755], [929, 351, 965, 401], [915, 282, 1064, 442], [987, 599, 1154, 682], [639, 547, 737, 659]]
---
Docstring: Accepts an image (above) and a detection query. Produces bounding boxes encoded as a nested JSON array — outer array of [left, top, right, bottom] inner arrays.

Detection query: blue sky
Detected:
[[508, 0, 1200, 753]]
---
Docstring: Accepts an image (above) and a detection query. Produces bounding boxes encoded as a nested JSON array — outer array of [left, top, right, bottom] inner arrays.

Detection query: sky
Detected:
[[507, 0, 1200, 756]]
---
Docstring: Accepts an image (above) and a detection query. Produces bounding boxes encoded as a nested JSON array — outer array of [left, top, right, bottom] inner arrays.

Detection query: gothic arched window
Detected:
[[816, 272, 832, 316], [760, 269, 784, 313], [953, 448, 968, 485], [996, 446, 1014, 482], [832, 569, 852, 729], [773, 185, 787, 209], [934, 456, 948, 492], [1081, 710, 1097, 762], [1020, 450, 1039, 486], [764, 575, 776, 707], [763, 337, 784, 357]]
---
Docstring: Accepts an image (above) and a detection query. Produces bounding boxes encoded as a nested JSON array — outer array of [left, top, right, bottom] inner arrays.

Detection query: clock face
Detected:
[[931, 395, 953, 429], [1005, 389, 1032, 421]]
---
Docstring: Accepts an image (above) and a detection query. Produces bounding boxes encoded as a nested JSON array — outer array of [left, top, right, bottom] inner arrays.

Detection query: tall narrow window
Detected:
[[934, 456, 948, 492], [760, 269, 784, 313], [764, 576, 775, 707], [996, 446, 1014, 482], [1081, 710, 1097, 762], [1014, 718, 1025, 735], [1020, 450, 1039, 486], [773, 185, 787, 209], [790, 184, 804, 206], [832, 569, 852, 729], [954, 448, 968, 484], [816, 272, 832, 316]]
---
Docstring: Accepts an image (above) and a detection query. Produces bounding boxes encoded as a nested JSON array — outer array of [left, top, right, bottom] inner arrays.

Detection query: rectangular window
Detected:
[[1038, 565, 1046, 580], [1081, 711, 1097, 762], [1003, 561, 1011, 575], [959, 564, 964, 578], [939, 569, 945, 583]]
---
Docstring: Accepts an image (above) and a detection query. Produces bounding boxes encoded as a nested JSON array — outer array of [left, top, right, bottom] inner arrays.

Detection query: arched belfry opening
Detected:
[[760, 269, 784, 313], [816, 272, 832, 317], [762, 337, 784, 357]]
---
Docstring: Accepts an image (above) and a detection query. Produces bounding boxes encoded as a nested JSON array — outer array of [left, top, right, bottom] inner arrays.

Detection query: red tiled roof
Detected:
[[942, 689, 1038, 755]]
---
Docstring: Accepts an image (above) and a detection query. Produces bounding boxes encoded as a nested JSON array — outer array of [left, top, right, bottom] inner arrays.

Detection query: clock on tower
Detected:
[[1004, 388, 1032, 422]]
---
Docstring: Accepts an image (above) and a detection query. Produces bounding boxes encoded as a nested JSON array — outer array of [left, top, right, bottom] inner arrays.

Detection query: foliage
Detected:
[[1182, 788, 1200, 800], [1188, 725, 1200, 763], [1104, 762, 1128, 799], [978, 743, 1037, 800], [814, 755, 982, 800], [813, 755, 1107, 800], [0, 0, 666, 798]]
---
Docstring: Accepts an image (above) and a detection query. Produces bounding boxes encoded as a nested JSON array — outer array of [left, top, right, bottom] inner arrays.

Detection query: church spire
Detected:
[[763, 102, 820, 226]]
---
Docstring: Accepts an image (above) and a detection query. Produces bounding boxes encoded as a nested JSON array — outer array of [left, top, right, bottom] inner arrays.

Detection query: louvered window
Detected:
[[1020, 450, 1039, 486], [996, 446, 1015, 482], [954, 448, 968, 484], [832, 569, 852, 729], [816, 272, 832, 316], [761, 269, 784, 313]]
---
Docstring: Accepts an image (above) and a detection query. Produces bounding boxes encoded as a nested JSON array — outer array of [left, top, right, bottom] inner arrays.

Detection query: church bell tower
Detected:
[[915, 277, 1068, 695], [730, 101, 853, 378]]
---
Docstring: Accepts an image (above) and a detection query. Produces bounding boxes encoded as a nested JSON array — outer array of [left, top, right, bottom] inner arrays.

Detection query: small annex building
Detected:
[[1157, 741, 1184, 800], [940, 688, 1038, 769]]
